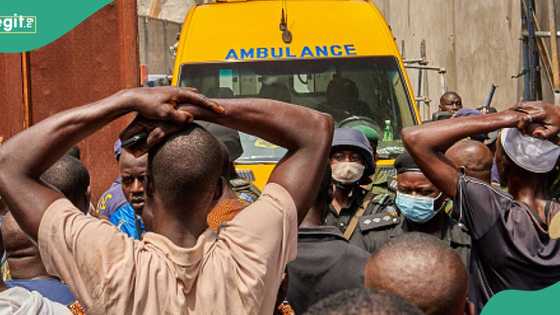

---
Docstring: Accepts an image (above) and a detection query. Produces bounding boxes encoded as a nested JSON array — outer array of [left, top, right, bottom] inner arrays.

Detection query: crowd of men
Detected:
[[0, 87, 559, 315]]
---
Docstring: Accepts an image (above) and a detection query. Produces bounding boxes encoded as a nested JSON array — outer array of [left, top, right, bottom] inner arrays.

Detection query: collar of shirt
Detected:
[[327, 188, 367, 218], [394, 212, 469, 246], [142, 229, 216, 291]]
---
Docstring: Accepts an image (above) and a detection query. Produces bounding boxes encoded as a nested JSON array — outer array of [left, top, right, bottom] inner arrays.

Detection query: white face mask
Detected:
[[332, 162, 365, 184]]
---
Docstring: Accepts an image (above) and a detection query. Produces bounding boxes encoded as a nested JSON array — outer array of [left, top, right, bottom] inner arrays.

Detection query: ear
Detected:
[[213, 177, 225, 202]]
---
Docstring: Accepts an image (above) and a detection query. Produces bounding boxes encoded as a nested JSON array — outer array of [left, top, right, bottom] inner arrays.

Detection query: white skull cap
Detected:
[[500, 128, 560, 173]]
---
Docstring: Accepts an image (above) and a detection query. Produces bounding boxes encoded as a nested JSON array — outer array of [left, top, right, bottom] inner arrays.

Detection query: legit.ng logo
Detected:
[[0, 14, 37, 34]]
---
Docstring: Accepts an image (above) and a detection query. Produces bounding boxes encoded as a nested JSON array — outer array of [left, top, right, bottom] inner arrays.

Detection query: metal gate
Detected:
[[0, 1, 139, 201]]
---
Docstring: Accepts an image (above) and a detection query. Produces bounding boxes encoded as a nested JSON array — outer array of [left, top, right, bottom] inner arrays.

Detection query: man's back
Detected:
[[38, 183, 296, 314], [0, 87, 333, 315], [287, 226, 369, 314]]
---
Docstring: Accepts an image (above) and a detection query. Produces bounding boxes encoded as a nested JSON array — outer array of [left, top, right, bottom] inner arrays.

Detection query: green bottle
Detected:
[[383, 120, 393, 141]]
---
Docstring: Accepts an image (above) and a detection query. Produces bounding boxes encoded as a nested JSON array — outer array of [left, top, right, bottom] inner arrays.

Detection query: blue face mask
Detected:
[[395, 191, 443, 223]]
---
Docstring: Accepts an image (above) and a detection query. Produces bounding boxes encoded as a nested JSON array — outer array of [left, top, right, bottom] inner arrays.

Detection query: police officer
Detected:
[[351, 151, 470, 264], [323, 128, 376, 240]]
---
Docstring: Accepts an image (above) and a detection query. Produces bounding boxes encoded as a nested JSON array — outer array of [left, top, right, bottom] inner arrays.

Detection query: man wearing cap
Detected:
[[95, 139, 146, 239], [402, 103, 560, 313], [338, 118, 393, 196], [349, 151, 470, 260], [324, 128, 379, 248]]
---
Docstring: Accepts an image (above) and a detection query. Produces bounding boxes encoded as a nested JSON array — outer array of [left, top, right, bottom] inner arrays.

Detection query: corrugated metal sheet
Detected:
[[0, 0, 139, 201]]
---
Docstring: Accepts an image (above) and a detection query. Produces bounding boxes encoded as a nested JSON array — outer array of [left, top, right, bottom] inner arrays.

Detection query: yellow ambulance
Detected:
[[172, 0, 420, 189]]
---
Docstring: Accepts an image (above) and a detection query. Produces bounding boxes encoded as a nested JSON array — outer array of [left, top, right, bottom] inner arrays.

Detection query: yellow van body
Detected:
[[173, 0, 420, 189]]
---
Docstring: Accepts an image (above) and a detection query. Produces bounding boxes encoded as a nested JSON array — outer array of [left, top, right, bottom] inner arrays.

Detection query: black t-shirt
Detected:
[[453, 175, 560, 312], [286, 226, 369, 314]]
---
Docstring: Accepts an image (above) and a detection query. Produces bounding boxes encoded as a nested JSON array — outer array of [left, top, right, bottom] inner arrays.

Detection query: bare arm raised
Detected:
[[174, 99, 334, 223], [401, 110, 528, 198], [0, 87, 220, 239]]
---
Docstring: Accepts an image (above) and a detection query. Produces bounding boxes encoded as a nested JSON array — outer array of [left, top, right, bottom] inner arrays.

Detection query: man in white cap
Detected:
[[402, 103, 560, 313]]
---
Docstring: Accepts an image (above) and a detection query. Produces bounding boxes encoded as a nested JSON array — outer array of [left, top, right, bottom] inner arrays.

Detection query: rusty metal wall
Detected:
[[0, 54, 24, 138], [0, 0, 139, 201]]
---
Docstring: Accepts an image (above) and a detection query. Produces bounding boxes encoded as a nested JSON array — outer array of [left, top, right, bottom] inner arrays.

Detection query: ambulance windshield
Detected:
[[179, 56, 416, 163]]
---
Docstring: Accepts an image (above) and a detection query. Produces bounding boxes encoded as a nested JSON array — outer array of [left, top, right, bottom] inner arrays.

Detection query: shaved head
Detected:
[[148, 125, 225, 211], [445, 139, 493, 183], [364, 233, 467, 315], [304, 288, 424, 315], [41, 155, 90, 213]]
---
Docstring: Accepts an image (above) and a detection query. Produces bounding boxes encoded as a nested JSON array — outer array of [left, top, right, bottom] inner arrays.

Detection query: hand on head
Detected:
[[120, 87, 225, 157], [512, 101, 560, 142]]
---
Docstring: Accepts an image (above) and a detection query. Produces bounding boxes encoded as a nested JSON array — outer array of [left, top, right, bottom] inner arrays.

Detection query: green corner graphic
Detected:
[[0, 0, 112, 52], [482, 281, 560, 314]]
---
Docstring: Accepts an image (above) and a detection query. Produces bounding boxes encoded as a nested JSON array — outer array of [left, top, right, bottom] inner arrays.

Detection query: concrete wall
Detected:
[[138, 16, 182, 74], [138, 0, 194, 23], [374, 0, 525, 113]]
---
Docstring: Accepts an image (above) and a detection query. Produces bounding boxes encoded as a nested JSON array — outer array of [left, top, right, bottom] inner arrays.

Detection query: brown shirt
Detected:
[[38, 183, 297, 315]]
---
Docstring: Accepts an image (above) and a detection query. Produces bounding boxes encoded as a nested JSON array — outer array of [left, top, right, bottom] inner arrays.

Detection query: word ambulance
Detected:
[[225, 44, 357, 61]]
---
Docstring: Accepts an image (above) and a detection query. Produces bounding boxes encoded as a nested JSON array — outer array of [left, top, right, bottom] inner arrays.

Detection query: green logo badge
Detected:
[[0, 0, 112, 52], [0, 14, 37, 34]]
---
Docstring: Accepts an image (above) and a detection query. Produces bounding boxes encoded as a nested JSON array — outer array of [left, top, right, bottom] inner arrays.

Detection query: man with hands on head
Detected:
[[402, 101, 560, 313], [0, 87, 334, 315]]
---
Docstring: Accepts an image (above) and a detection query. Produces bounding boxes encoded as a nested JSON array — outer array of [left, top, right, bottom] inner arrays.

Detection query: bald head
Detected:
[[445, 139, 493, 183], [364, 233, 467, 315]]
